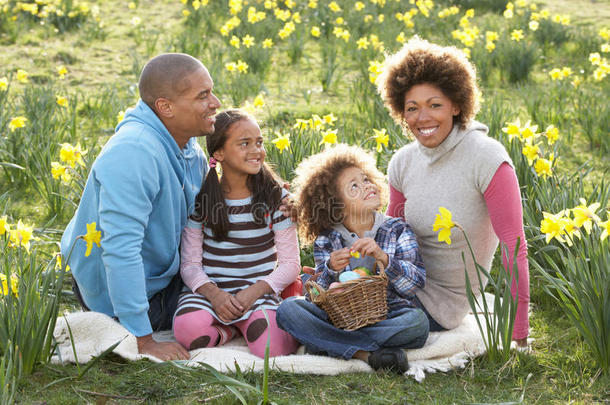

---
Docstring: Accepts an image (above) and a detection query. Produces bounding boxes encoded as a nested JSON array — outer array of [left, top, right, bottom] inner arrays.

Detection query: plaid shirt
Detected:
[[312, 217, 425, 310]]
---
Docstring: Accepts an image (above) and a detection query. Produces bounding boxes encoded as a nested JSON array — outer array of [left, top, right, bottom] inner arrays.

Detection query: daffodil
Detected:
[[544, 125, 559, 145], [55, 253, 71, 272], [16, 69, 28, 83], [549, 68, 562, 80], [600, 28, 610, 41], [357, 37, 369, 49], [262, 38, 273, 48], [396, 32, 407, 43], [131, 16, 141, 26], [9, 220, 35, 251], [310, 26, 321, 37], [373, 128, 389, 152], [572, 198, 601, 234], [253, 93, 265, 108], [0, 77, 8, 91], [9, 116, 27, 132], [521, 143, 540, 165], [60, 143, 87, 168], [433, 207, 455, 245], [117, 110, 125, 124], [293, 118, 309, 131], [310, 114, 325, 130], [1, 274, 19, 297], [510, 29, 524, 42], [529, 20, 539, 31], [320, 129, 338, 146], [51, 162, 72, 184], [589, 52, 601, 65], [308, 0, 317, 8], [328, 1, 341, 12], [521, 121, 538, 140], [83, 222, 102, 257], [323, 113, 337, 125], [354, 1, 365, 11], [368, 60, 383, 84], [230, 35, 240, 48], [502, 118, 522, 141], [236, 60, 248, 73], [56, 95, 68, 107], [271, 132, 291, 153], [540, 211, 570, 244], [242, 34, 255, 48], [0, 215, 9, 235], [534, 156, 553, 178], [225, 62, 237, 72]]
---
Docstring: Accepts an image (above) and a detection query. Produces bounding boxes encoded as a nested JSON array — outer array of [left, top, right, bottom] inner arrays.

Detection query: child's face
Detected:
[[336, 166, 380, 218], [214, 118, 265, 176]]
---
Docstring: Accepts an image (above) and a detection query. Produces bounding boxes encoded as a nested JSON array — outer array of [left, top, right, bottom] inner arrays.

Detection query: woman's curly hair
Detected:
[[293, 144, 388, 244], [377, 37, 480, 129]]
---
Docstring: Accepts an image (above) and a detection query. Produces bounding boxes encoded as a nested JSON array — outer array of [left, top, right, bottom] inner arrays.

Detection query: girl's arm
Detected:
[[180, 222, 212, 293], [384, 222, 426, 299], [386, 185, 406, 218], [483, 162, 530, 341], [264, 225, 301, 293]]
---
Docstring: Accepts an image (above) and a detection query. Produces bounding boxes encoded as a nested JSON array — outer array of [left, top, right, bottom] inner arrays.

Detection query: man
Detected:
[[61, 53, 221, 360]]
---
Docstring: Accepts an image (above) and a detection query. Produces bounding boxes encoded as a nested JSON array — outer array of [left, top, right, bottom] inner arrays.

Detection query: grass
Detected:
[[1, 0, 609, 403]]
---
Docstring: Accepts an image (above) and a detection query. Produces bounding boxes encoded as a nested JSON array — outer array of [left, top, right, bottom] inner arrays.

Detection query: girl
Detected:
[[276, 144, 428, 373], [173, 109, 300, 358]]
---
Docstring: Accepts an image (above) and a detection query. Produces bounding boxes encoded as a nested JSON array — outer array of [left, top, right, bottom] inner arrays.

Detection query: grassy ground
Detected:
[[2, 0, 609, 403]]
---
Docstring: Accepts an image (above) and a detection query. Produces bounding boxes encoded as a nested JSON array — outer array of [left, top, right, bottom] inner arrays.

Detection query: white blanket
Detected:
[[52, 297, 493, 382]]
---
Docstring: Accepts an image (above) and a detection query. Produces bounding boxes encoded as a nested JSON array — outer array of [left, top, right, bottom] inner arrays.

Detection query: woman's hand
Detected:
[[329, 247, 351, 271], [197, 283, 243, 323], [350, 238, 389, 268]]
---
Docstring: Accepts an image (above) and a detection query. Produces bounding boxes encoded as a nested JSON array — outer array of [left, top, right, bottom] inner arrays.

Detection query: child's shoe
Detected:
[[368, 348, 409, 374]]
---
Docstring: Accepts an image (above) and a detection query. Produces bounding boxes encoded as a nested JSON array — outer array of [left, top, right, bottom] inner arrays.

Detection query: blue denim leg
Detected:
[[276, 298, 430, 360]]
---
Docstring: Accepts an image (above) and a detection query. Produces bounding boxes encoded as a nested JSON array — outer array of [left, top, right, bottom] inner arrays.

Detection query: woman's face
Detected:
[[402, 83, 460, 148]]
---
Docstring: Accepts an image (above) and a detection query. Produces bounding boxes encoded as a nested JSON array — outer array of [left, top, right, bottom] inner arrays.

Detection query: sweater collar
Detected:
[[416, 120, 488, 164], [332, 211, 388, 246]]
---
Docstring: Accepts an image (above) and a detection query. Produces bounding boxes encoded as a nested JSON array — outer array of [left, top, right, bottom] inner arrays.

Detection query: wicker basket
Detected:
[[305, 262, 388, 331]]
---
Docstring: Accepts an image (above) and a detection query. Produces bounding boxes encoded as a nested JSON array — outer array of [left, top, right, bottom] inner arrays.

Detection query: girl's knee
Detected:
[[245, 311, 299, 357], [173, 310, 218, 350]]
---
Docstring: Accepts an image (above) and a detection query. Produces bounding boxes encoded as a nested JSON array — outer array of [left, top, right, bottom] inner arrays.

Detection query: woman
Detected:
[[377, 37, 529, 346]]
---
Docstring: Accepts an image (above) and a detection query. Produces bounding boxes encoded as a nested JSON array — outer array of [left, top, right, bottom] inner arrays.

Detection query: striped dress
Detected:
[[175, 193, 293, 325]]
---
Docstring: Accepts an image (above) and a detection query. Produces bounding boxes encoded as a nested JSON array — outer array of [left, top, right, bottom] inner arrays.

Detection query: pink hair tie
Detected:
[[209, 157, 217, 168]]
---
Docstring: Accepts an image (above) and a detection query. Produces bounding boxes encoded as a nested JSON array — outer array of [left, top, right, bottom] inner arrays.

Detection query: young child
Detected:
[[276, 144, 429, 373], [173, 109, 300, 358]]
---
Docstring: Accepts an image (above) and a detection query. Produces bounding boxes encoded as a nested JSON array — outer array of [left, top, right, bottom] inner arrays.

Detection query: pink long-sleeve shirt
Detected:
[[387, 162, 530, 340]]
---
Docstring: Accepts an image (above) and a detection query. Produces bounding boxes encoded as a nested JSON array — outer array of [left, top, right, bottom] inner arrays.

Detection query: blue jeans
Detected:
[[276, 297, 429, 360]]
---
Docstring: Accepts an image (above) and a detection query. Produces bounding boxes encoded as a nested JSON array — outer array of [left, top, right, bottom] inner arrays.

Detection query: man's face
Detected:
[[170, 67, 221, 139]]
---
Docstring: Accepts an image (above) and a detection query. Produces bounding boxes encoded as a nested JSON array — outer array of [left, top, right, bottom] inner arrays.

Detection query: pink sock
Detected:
[[235, 310, 299, 358]]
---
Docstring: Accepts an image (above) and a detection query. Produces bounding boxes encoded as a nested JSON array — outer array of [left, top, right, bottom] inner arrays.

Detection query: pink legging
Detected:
[[173, 309, 298, 358]]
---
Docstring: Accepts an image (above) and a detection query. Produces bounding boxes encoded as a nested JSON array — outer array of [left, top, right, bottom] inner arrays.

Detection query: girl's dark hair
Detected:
[[192, 109, 283, 241]]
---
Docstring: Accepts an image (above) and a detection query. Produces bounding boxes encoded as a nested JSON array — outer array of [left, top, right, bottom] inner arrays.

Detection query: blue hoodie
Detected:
[[61, 100, 207, 336]]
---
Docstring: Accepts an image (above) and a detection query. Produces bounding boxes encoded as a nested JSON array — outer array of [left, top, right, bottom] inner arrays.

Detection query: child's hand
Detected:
[[329, 248, 351, 271], [350, 238, 389, 268], [208, 288, 244, 323], [279, 187, 298, 222], [235, 281, 272, 312]]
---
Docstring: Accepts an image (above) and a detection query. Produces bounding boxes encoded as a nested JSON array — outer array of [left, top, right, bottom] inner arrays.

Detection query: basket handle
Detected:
[[375, 260, 386, 277], [305, 280, 327, 302]]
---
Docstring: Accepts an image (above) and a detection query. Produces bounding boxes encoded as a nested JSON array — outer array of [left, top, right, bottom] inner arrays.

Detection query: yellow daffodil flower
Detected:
[[230, 35, 240, 48], [55, 253, 71, 272], [323, 113, 337, 125], [51, 162, 72, 184], [355, 1, 365, 11], [396, 32, 407, 43], [357, 37, 369, 49], [16, 69, 28, 83], [572, 198, 601, 234], [534, 156, 553, 178], [529, 20, 539, 31], [0, 77, 8, 91], [549, 68, 562, 80], [373, 128, 389, 152], [271, 132, 291, 153], [503, 9, 513, 19], [226, 62, 237, 72], [117, 110, 125, 124], [9, 116, 27, 132], [253, 94, 265, 108], [544, 125, 558, 145], [0, 274, 19, 297], [589, 52, 601, 65], [82, 222, 102, 257], [320, 129, 338, 146], [368, 60, 383, 84], [262, 38, 273, 48], [502, 118, 522, 141], [486, 41, 496, 52], [540, 211, 570, 244], [328, 1, 341, 12], [511, 29, 524, 42], [433, 207, 455, 245], [293, 119, 310, 131], [236, 60, 249, 73], [60, 143, 87, 168], [308, 0, 317, 9], [521, 121, 538, 140], [9, 220, 35, 251], [311, 26, 321, 37], [0, 215, 9, 235], [56, 95, 68, 107], [521, 143, 540, 165], [242, 34, 255, 48]]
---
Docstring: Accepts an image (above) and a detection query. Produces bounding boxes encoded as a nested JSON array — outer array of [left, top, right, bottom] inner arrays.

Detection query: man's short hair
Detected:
[[138, 53, 204, 110]]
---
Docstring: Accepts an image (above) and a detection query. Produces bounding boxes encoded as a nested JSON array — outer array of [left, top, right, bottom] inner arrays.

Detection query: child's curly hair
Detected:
[[293, 144, 388, 244], [377, 37, 480, 129]]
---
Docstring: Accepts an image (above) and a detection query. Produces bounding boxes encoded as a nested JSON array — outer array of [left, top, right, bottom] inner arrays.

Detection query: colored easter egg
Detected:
[[339, 271, 361, 283], [353, 266, 371, 276]]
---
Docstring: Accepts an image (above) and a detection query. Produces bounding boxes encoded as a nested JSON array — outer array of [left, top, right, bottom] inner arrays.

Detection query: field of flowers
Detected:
[[0, 0, 609, 403]]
